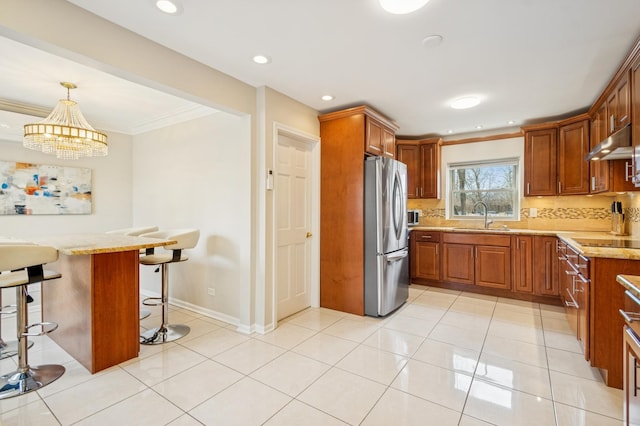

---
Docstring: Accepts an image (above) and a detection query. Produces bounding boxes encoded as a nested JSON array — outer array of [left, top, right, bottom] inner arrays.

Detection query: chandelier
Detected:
[[23, 82, 108, 160]]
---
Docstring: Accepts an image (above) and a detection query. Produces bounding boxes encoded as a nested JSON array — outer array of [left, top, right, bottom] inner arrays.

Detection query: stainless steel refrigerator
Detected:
[[364, 156, 409, 317]]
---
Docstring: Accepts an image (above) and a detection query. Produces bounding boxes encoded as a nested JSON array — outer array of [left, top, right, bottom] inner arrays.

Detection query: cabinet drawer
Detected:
[[411, 231, 440, 243], [566, 244, 590, 278], [442, 232, 510, 247]]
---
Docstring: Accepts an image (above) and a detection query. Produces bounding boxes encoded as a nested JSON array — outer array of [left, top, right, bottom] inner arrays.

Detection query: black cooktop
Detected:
[[572, 238, 640, 249]]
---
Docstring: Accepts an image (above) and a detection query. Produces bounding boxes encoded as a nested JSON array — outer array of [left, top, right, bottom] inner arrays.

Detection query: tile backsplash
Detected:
[[408, 194, 640, 234]]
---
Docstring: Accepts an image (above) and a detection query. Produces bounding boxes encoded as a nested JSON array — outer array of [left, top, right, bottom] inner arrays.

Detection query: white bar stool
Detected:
[[139, 229, 199, 344], [0, 239, 37, 360], [106, 226, 159, 320], [0, 244, 65, 399]]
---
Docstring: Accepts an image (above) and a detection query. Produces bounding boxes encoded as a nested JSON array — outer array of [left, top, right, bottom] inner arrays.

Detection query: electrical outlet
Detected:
[[207, 288, 215, 296], [529, 207, 537, 218]]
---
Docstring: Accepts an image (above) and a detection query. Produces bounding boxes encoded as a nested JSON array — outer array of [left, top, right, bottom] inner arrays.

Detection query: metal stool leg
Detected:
[[0, 285, 64, 399], [0, 287, 34, 360], [140, 263, 189, 345]]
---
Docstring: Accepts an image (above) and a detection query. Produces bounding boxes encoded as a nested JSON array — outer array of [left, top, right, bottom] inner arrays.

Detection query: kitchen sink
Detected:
[[450, 227, 512, 232]]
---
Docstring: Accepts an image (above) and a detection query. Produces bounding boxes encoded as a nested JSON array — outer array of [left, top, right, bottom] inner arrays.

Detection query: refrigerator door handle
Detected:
[[392, 169, 405, 241], [384, 249, 409, 262]]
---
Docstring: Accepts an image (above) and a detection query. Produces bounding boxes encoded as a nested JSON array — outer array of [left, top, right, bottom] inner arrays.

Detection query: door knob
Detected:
[[306, 232, 312, 238]]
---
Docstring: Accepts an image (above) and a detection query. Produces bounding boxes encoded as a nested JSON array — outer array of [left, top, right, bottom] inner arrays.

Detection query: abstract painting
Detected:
[[0, 160, 92, 215]]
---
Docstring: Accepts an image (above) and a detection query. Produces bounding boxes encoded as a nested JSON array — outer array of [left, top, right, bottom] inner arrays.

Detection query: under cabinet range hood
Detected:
[[586, 123, 632, 161]]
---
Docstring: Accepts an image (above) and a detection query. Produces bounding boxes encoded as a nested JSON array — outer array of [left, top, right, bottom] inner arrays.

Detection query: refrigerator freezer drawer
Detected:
[[365, 248, 409, 317]]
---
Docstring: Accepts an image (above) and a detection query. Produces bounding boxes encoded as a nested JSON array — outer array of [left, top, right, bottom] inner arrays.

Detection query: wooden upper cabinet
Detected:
[[365, 117, 384, 156], [558, 118, 590, 195], [365, 115, 397, 158], [607, 72, 630, 135], [382, 127, 395, 158], [524, 126, 557, 196], [632, 53, 640, 186], [396, 143, 419, 198], [396, 138, 441, 199], [590, 102, 609, 193], [419, 141, 440, 199]]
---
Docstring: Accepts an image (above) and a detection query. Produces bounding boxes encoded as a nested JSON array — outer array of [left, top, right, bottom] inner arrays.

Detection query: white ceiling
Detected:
[[0, 36, 216, 142], [2, 0, 640, 142]]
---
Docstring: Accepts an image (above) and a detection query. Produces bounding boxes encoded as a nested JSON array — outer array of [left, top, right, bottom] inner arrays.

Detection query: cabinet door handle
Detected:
[[620, 309, 640, 323], [634, 353, 640, 397], [420, 235, 432, 239], [435, 245, 438, 256], [558, 181, 562, 194], [626, 162, 633, 182], [610, 114, 616, 133], [527, 183, 530, 195], [416, 187, 419, 197], [591, 176, 596, 191]]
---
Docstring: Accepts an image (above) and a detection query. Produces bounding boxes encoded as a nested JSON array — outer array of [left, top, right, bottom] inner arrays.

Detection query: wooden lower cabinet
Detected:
[[533, 236, 560, 296], [512, 235, 534, 293], [476, 245, 511, 289], [590, 257, 640, 389], [442, 243, 475, 285], [410, 231, 440, 281], [441, 233, 511, 290]]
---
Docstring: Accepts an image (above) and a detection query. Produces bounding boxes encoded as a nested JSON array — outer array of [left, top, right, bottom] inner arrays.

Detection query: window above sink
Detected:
[[447, 157, 520, 222]]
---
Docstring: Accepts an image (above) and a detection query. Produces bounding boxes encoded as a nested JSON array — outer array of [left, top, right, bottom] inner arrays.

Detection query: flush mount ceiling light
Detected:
[[321, 95, 335, 101], [252, 54, 272, 65], [450, 96, 481, 109], [23, 82, 108, 160], [155, 0, 181, 14], [379, 0, 431, 14]]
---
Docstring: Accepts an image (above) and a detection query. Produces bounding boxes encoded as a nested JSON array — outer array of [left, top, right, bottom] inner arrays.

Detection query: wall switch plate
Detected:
[[529, 207, 537, 218], [207, 288, 215, 296]]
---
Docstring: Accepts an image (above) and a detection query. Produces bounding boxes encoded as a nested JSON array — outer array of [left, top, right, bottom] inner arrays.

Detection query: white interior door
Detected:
[[276, 135, 312, 320]]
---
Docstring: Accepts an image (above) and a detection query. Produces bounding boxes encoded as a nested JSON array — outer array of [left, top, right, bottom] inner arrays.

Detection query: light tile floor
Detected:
[[0, 285, 624, 425]]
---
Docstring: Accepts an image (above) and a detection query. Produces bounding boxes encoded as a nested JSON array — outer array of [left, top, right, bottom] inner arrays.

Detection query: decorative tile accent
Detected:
[[521, 207, 611, 221], [420, 208, 445, 218], [627, 207, 640, 223]]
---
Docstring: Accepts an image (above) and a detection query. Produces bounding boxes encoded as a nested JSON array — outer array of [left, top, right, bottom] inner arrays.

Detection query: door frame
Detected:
[[271, 122, 320, 327]]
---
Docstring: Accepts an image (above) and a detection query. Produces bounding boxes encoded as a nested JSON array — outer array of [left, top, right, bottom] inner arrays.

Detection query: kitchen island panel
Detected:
[[44, 249, 141, 373]]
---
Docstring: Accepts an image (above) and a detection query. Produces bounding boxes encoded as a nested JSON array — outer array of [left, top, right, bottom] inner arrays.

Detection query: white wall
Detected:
[[0, 131, 133, 236], [132, 112, 252, 327]]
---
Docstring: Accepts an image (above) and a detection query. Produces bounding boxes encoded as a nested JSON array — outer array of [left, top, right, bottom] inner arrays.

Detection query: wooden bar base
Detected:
[[44, 250, 140, 373]]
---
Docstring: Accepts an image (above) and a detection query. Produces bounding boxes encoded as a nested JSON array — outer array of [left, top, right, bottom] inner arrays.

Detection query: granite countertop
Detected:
[[617, 274, 640, 299], [409, 226, 640, 260], [1, 233, 175, 255]]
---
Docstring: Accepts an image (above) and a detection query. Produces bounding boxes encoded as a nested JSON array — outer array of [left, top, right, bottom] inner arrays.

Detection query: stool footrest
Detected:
[[0, 304, 17, 315], [23, 322, 58, 337], [142, 297, 163, 307]]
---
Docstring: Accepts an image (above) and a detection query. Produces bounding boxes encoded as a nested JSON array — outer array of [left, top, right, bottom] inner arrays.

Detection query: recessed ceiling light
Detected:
[[155, 0, 180, 14], [476, 125, 484, 129], [451, 96, 481, 109], [507, 120, 516, 125], [447, 129, 454, 134], [379, 0, 431, 14], [252, 54, 272, 65], [321, 95, 335, 101], [421, 35, 443, 47]]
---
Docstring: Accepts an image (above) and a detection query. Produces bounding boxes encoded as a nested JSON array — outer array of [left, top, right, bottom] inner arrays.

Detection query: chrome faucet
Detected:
[[473, 201, 493, 229]]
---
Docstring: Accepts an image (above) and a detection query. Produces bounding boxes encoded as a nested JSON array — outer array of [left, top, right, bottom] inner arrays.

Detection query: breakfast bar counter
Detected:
[[27, 234, 174, 373]]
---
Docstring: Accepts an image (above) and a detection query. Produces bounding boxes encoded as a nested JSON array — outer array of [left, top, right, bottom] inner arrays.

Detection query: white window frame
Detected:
[[446, 157, 520, 221]]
